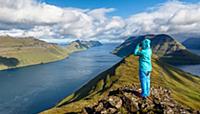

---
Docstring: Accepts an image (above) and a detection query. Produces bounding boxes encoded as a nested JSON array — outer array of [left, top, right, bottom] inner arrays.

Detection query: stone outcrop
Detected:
[[83, 85, 198, 114]]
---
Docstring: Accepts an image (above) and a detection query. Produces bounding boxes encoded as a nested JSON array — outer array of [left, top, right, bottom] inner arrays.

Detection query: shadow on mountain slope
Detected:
[[159, 50, 200, 65], [0, 56, 19, 67]]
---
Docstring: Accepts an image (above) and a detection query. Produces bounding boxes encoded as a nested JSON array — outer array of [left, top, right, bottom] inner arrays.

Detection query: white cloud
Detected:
[[0, 0, 200, 43], [125, 1, 200, 37]]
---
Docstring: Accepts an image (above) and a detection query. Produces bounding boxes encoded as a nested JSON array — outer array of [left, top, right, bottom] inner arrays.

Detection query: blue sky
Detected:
[[41, 0, 200, 17], [1, 0, 200, 42]]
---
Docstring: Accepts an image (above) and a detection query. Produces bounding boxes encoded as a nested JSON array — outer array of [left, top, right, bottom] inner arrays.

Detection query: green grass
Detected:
[[0, 36, 86, 70], [0, 45, 68, 70], [41, 55, 200, 114]]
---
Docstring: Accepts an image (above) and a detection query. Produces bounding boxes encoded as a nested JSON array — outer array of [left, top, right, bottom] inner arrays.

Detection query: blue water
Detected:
[[0, 44, 121, 114], [178, 65, 200, 76], [189, 49, 200, 56], [177, 49, 200, 76]]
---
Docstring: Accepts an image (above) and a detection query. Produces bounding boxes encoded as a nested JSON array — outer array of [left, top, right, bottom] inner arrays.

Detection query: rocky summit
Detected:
[[83, 85, 198, 114]]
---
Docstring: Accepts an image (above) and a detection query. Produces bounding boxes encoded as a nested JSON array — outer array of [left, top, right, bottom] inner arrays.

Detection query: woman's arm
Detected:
[[133, 44, 140, 56], [133, 44, 144, 56]]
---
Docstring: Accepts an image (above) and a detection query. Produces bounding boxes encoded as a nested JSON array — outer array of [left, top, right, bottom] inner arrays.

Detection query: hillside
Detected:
[[41, 55, 200, 114], [182, 38, 200, 49], [0, 36, 101, 70], [112, 34, 200, 65]]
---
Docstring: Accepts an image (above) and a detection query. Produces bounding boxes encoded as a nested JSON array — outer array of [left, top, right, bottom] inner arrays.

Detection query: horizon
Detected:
[[0, 0, 200, 43]]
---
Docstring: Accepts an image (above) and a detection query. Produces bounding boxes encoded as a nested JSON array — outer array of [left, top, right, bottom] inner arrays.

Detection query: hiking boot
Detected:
[[142, 97, 147, 103]]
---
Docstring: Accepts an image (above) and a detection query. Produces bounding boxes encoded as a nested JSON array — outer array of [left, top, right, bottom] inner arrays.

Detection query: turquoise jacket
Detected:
[[133, 39, 152, 71]]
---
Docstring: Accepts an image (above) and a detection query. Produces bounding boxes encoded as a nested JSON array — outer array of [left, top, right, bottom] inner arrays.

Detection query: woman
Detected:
[[133, 38, 152, 99]]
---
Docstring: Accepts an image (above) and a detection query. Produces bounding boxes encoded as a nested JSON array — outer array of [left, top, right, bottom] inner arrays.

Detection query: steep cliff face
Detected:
[[182, 38, 200, 49], [41, 55, 200, 114], [112, 34, 200, 65]]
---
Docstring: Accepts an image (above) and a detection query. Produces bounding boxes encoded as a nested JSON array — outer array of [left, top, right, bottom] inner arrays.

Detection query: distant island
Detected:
[[41, 34, 200, 114], [0, 36, 102, 70], [66, 40, 102, 51], [182, 38, 200, 49]]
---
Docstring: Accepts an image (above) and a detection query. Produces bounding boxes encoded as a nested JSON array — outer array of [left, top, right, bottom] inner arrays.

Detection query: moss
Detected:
[[105, 75, 111, 88], [95, 79, 104, 91], [118, 107, 128, 114]]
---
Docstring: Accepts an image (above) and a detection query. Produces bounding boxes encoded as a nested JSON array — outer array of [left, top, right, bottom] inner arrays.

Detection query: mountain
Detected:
[[0, 36, 102, 70], [112, 34, 200, 65], [71, 40, 102, 48], [182, 38, 200, 49], [41, 55, 200, 114], [64, 40, 102, 54]]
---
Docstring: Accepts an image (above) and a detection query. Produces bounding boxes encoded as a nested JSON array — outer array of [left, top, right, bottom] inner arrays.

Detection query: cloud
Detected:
[[0, 0, 124, 42], [125, 1, 200, 37], [0, 0, 64, 24], [0, 0, 200, 43]]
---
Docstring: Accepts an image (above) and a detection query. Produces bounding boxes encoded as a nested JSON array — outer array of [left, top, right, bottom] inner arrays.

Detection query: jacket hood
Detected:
[[142, 39, 151, 49]]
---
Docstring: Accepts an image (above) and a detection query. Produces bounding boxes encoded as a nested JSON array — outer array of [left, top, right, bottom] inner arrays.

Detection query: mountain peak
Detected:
[[113, 34, 185, 57], [112, 34, 200, 65]]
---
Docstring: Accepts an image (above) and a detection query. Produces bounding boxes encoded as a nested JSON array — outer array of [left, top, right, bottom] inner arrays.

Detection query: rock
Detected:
[[108, 96, 122, 109], [153, 97, 161, 105], [100, 109, 107, 114], [95, 102, 104, 112], [83, 107, 95, 114], [163, 107, 173, 114], [121, 93, 139, 113], [82, 86, 196, 114], [100, 108, 117, 114], [107, 108, 117, 113]]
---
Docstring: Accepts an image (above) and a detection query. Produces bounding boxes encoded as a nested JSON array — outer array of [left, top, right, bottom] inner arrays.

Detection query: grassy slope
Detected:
[[0, 36, 85, 70], [41, 55, 200, 114]]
